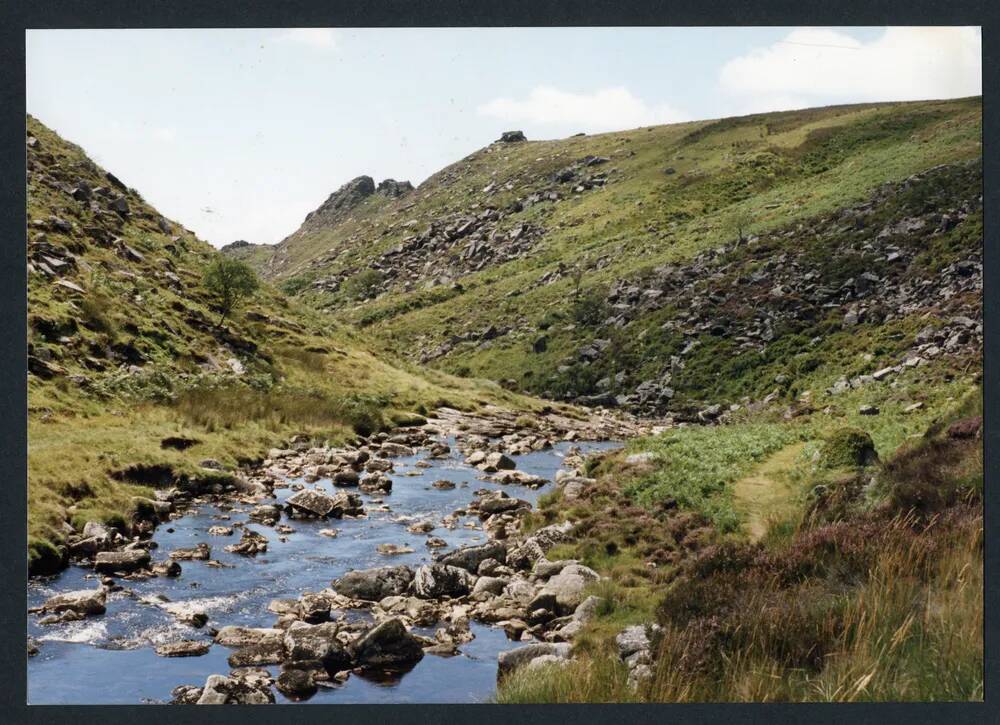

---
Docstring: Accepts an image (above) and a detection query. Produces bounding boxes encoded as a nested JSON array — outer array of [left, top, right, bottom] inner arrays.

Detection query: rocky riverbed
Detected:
[[28, 408, 647, 704]]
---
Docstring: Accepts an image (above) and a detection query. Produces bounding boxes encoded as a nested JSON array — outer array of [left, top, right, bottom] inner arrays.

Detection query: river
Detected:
[[27, 436, 620, 704]]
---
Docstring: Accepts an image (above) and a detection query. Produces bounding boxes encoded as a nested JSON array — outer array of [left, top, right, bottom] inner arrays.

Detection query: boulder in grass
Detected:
[[497, 642, 571, 682], [528, 563, 599, 615]]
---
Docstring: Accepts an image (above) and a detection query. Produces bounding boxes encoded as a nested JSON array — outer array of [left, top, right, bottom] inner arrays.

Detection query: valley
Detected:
[[27, 97, 983, 704]]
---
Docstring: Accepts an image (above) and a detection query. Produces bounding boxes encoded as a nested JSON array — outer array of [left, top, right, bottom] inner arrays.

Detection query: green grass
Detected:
[[623, 423, 801, 531]]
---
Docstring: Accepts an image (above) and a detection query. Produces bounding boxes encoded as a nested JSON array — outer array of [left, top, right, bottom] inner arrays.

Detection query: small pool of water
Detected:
[[27, 438, 620, 704]]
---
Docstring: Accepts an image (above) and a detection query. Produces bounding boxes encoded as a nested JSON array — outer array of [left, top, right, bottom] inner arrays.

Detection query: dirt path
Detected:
[[733, 442, 807, 541]]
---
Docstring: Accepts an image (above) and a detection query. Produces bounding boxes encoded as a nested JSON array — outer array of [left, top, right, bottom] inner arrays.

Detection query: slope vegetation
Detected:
[[26, 116, 540, 573], [232, 98, 982, 417]]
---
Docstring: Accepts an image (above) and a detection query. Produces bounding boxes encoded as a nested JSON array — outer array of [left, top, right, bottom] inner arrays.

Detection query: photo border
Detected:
[[1, 2, 995, 724]]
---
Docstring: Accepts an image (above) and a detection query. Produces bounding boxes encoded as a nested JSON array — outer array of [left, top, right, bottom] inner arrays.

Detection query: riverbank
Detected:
[[496, 388, 984, 703]]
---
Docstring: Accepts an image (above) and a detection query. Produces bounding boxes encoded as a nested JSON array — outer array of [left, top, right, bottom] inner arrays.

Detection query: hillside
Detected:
[[27, 97, 983, 705], [25, 116, 546, 574], [231, 98, 982, 416]]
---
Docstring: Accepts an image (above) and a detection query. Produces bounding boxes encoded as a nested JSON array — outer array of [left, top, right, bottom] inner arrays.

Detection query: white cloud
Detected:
[[273, 28, 339, 51], [720, 27, 982, 103], [477, 86, 688, 133]]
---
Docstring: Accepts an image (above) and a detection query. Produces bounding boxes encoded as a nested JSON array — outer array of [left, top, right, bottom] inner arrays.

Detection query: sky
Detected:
[[26, 27, 982, 248]]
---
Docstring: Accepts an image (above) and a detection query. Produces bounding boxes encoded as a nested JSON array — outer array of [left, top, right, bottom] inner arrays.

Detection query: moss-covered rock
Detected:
[[818, 428, 879, 469], [28, 537, 67, 576]]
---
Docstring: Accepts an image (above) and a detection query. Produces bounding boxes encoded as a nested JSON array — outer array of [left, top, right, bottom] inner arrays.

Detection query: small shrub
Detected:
[[79, 294, 118, 336], [202, 257, 259, 326], [571, 286, 609, 328], [342, 269, 385, 301]]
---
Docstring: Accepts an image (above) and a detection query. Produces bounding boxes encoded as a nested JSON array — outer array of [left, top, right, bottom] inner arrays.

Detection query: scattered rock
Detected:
[[156, 640, 211, 657], [333, 565, 414, 601], [349, 618, 425, 670]]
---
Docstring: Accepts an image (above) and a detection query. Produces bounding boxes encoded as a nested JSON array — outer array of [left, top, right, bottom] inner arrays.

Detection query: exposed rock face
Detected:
[[542, 162, 983, 415], [349, 617, 425, 670], [303, 175, 376, 226], [332, 565, 414, 601], [498, 130, 527, 143], [377, 179, 414, 198]]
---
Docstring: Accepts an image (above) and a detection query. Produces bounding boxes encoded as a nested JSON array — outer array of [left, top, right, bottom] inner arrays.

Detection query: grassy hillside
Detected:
[[26, 116, 543, 574], [232, 98, 981, 415]]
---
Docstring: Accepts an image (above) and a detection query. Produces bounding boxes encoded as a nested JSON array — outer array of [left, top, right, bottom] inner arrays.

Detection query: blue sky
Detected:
[[26, 27, 981, 247]]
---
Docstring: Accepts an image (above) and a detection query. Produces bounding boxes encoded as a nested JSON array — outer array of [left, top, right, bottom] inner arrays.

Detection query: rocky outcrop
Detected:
[[303, 175, 376, 227], [377, 179, 414, 198], [498, 131, 527, 143]]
